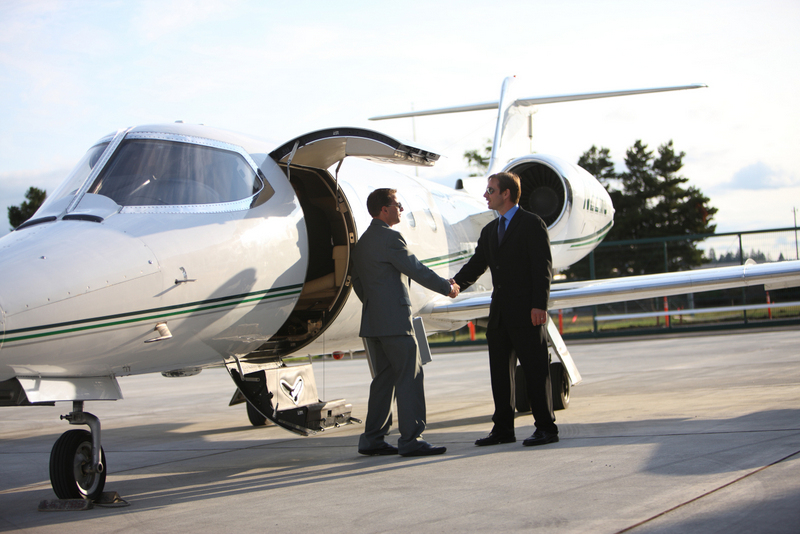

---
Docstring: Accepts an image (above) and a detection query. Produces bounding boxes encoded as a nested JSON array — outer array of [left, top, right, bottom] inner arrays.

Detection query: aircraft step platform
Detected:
[[228, 360, 359, 436]]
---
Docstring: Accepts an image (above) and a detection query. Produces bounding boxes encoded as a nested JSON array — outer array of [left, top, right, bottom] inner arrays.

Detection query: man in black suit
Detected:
[[453, 172, 558, 447]]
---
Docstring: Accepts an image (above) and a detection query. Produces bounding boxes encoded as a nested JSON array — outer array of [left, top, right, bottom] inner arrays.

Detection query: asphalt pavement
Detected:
[[1, 328, 799, 533]]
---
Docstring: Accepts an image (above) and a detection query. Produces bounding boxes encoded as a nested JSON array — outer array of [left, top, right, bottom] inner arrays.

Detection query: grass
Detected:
[[427, 306, 800, 343]]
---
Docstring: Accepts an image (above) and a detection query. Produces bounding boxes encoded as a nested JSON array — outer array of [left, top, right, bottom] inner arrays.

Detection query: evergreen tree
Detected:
[[8, 186, 47, 230], [565, 140, 717, 279], [577, 145, 616, 185], [463, 139, 492, 176]]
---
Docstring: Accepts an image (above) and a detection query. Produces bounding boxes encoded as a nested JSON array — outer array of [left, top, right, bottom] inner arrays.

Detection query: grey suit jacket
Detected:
[[351, 219, 452, 337]]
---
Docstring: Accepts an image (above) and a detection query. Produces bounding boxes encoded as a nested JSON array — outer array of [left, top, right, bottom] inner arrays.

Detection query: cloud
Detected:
[[132, 0, 237, 42], [710, 185, 800, 233], [724, 161, 797, 190]]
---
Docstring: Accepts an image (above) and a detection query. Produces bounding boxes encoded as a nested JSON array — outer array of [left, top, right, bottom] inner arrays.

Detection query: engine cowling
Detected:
[[503, 154, 573, 238], [503, 154, 614, 269]]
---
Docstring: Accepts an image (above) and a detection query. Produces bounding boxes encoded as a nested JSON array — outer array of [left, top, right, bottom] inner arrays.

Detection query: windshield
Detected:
[[35, 142, 109, 215], [88, 139, 261, 206]]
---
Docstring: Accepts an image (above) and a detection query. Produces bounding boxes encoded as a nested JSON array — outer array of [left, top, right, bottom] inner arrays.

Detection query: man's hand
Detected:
[[531, 308, 547, 326], [448, 279, 460, 298]]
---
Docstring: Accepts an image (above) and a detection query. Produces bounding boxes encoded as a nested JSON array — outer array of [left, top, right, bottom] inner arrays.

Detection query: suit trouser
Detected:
[[358, 335, 427, 455], [486, 318, 557, 436]]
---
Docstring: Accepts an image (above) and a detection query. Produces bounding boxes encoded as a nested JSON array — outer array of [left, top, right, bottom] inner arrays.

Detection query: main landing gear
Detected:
[[514, 361, 571, 413], [49, 401, 106, 500]]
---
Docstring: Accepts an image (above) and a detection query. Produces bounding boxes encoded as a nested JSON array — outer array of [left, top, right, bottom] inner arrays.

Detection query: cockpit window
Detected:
[[36, 142, 110, 214], [88, 139, 261, 206]]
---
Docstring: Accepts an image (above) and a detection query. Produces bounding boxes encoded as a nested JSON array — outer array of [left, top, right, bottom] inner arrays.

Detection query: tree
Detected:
[[577, 145, 617, 185], [706, 248, 771, 265], [8, 186, 47, 230], [565, 140, 717, 279], [463, 138, 493, 176]]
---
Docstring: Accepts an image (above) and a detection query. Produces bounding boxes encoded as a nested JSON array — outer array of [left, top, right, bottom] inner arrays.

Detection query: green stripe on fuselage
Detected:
[[1, 284, 303, 344], [551, 221, 613, 248], [421, 250, 472, 268]]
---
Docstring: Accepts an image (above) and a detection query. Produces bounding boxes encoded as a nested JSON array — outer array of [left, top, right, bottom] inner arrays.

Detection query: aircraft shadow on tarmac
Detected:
[[3, 406, 798, 522], [4, 424, 798, 533], [633, 485, 800, 534]]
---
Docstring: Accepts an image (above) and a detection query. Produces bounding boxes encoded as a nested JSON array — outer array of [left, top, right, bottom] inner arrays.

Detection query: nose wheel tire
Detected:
[[49, 429, 106, 500]]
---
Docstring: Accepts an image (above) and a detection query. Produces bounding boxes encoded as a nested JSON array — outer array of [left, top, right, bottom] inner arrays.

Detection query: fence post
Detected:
[[739, 233, 748, 324], [664, 242, 671, 329], [589, 251, 598, 335]]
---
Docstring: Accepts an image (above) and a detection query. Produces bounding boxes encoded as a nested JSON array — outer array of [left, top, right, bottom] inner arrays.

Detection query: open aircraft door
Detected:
[[228, 128, 440, 434]]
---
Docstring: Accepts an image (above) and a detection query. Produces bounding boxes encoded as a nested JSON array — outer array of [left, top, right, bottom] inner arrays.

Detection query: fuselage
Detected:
[[0, 123, 611, 384]]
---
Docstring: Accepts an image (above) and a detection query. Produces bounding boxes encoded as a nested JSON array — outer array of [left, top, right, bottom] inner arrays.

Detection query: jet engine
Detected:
[[503, 154, 573, 237], [502, 153, 614, 269]]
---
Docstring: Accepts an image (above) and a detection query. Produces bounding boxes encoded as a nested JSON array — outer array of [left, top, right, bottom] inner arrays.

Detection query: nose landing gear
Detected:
[[49, 401, 106, 500]]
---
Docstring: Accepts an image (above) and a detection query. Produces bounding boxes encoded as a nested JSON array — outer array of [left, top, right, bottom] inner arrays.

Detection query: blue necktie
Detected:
[[498, 215, 506, 243]]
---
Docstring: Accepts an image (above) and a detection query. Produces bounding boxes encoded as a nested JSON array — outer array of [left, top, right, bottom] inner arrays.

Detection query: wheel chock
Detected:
[[38, 499, 93, 511], [94, 491, 129, 507], [38, 491, 129, 512]]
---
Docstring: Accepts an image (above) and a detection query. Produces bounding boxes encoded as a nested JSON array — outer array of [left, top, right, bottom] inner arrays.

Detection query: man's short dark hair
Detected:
[[366, 188, 397, 217], [490, 172, 521, 204]]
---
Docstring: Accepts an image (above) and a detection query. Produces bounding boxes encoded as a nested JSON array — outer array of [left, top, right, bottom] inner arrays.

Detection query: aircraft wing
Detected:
[[426, 260, 800, 322]]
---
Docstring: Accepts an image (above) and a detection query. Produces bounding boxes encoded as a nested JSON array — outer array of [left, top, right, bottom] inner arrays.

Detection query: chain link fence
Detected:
[[556, 227, 800, 337], [430, 226, 800, 344]]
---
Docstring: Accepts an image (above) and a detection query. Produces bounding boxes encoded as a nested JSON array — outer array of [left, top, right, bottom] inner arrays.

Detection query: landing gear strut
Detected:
[[50, 401, 106, 500]]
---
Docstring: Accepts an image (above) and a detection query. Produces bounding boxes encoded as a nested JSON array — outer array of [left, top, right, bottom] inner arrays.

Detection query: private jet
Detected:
[[2, 77, 799, 501]]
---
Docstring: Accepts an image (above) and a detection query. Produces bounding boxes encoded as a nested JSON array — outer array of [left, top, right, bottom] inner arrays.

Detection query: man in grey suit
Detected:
[[351, 188, 458, 457]]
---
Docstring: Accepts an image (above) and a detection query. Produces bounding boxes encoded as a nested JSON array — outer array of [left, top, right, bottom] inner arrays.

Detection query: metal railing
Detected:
[[558, 226, 800, 338], [429, 226, 800, 345]]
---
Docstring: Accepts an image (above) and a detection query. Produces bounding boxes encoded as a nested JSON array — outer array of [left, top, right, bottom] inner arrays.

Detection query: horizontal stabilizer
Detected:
[[369, 84, 707, 121]]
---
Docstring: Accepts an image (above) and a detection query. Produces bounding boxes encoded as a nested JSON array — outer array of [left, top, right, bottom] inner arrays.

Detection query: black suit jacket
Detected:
[[454, 208, 552, 328]]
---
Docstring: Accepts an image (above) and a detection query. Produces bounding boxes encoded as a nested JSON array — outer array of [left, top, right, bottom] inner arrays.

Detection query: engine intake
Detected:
[[506, 158, 571, 229]]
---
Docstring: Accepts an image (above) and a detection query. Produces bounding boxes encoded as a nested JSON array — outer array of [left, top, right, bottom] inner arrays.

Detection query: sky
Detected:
[[1, 0, 799, 238]]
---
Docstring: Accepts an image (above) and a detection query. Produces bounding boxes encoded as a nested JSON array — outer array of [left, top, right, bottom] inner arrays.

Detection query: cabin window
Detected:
[[396, 193, 415, 228], [88, 139, 261, 206]]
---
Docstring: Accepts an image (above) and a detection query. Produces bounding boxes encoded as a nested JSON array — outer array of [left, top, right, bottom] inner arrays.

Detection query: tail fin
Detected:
[[370, 78, 705, 181], [486, 76, 532, 175]]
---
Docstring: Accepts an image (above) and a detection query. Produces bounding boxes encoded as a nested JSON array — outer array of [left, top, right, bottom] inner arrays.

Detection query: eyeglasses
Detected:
[[386, 202, 403, 210], [485, 187, 496, 195]]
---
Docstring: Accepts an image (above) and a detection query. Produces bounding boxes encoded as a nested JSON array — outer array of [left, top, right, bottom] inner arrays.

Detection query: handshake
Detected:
[[447, 278, 460, 298]]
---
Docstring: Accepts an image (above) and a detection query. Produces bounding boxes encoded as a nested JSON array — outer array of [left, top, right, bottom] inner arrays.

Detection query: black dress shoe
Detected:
[[400, 443, 446, 457], [475, 432, 516, 446], [358, 442, 399, 456], [522, 430, 559, 446]]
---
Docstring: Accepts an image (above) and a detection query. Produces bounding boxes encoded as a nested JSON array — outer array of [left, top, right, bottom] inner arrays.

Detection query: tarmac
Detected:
[[1, 328, 799, 533]]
